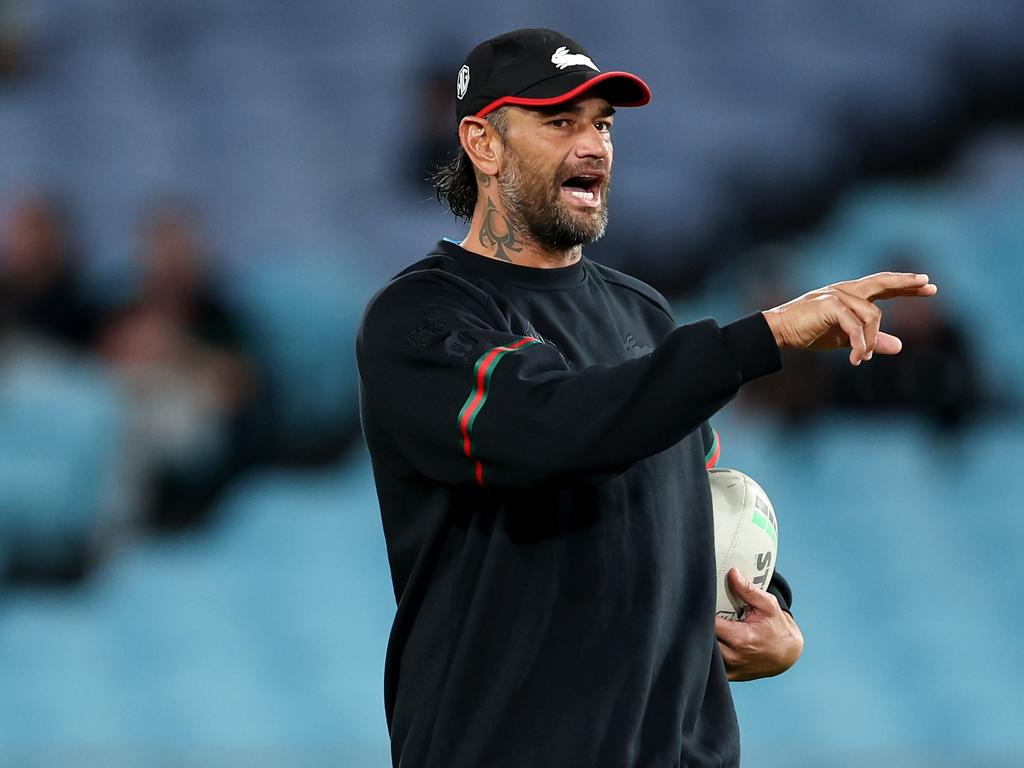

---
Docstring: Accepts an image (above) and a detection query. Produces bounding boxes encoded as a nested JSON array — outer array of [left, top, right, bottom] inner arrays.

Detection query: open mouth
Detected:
[[560, 173, 604, 207]]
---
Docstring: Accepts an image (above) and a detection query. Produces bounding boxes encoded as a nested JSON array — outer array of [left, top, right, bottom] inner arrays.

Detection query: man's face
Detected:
[[497, 96, 614, 251]]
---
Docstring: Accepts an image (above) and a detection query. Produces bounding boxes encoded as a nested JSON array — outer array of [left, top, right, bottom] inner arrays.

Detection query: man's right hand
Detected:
[[761, 272, 938, 366]]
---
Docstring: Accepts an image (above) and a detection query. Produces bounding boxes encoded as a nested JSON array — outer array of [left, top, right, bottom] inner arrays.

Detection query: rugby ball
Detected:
[[709, 468, 779, 620]]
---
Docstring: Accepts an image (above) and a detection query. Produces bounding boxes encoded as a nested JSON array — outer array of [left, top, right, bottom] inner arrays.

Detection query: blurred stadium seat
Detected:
[[0, 343, 126, 578], [0, 448, 394, 766], [223, 251, 376, 457]]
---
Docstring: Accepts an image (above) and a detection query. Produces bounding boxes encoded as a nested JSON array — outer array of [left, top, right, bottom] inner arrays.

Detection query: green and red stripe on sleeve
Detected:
[[704, 429, 721, 469], [458, 337, 541, 486]]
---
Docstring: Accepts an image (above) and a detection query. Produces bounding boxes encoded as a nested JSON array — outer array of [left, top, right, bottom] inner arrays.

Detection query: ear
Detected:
[[459, 116, 503, 178]]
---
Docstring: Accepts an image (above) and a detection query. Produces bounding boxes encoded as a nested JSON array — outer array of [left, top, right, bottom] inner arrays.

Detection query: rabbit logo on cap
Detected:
[[550, 46, 598, 71]]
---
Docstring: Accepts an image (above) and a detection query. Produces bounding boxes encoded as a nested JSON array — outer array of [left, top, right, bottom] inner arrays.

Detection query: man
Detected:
[[357, 29, 936, 767]]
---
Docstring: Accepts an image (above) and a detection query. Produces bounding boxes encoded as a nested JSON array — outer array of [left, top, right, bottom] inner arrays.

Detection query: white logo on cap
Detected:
[[456, 65, 470, 100], [551, 46, 599, 71]]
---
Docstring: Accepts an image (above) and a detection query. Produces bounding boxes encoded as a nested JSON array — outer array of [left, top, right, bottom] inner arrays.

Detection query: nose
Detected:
[[574, 124, 610, 162]]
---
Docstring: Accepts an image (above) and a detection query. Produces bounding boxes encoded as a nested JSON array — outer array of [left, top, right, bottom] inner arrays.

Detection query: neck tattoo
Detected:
[[479, 197, 523, 263]]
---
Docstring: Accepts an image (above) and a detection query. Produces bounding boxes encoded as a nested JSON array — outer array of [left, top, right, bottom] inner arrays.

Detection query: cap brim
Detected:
[[475, 71, 651, 118]]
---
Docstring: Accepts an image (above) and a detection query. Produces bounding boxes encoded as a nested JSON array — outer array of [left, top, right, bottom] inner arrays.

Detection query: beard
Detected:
[[497, 145, 610, 253]]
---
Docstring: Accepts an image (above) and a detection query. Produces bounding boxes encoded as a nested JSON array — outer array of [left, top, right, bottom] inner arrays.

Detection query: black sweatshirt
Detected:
[[356, 239, 788, 768]]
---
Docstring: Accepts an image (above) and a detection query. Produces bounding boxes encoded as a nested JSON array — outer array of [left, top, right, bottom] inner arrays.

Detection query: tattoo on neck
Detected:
[[476, 171, 491, 188], [479, 197, 522, 263]]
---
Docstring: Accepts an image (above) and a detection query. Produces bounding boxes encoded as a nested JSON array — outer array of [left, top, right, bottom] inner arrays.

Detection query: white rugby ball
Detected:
[[709, 468, 779, 620]]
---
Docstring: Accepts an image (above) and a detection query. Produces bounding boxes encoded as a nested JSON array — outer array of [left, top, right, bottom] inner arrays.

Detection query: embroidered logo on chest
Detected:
[[624, 334, 653, 358]]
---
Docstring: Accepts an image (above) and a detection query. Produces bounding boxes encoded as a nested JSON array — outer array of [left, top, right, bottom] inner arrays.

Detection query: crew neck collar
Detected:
[[435, 239, 587, 289]]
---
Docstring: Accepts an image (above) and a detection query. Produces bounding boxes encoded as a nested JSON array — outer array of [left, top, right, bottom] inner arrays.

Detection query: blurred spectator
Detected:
[[0, 192, 100, 349], [97, 199, 261, 526], [739, 245, 985, 431], [0, 0, 32, 80], [737, 248, 832, 425], [831, 250, 983, 430]]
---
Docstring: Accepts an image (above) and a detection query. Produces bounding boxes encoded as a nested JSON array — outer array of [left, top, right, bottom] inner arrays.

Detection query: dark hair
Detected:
[[431, 108, 509, 220]]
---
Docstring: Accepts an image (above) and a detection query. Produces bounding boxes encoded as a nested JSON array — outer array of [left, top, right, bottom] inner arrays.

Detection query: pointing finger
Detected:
[[838, 272, 932, 301], [872, 282, 938, 301]]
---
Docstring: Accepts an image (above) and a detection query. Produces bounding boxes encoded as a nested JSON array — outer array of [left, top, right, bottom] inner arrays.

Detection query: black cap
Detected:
[[455, 28, 651, 124]]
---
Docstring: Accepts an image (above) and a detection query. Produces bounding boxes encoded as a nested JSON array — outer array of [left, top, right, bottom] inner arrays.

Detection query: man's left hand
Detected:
[[714, 568, 804, 682]]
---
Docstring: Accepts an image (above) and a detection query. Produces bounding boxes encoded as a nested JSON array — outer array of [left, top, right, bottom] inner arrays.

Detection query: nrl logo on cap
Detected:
[[456, 65, 470, 100], [550, 46, 599, 72]]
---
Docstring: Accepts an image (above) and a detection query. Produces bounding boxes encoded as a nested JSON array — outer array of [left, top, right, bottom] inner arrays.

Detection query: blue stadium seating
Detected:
[[0, 347, 126, 575], [0, 448, 394, 765], [222, 251, 376, 442], [3, 0, 1023, 271]]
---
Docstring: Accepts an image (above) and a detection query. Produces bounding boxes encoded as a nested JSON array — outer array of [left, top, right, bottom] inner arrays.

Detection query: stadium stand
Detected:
[[1, 2, 1023, 765]]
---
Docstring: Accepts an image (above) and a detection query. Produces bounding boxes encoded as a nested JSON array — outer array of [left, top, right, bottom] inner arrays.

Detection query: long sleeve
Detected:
[[357, 270, 780, 489], [767, 571, 793, 614]]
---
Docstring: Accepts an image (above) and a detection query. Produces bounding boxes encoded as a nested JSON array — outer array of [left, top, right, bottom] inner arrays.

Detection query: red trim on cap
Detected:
[[475, 71, 652, 118]]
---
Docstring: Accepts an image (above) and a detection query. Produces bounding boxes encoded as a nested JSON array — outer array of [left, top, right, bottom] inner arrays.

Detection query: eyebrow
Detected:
[[536, 103, 617, 118]]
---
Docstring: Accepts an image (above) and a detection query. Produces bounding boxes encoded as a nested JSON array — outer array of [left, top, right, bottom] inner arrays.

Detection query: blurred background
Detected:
[[1, 1, 1022, 766]]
